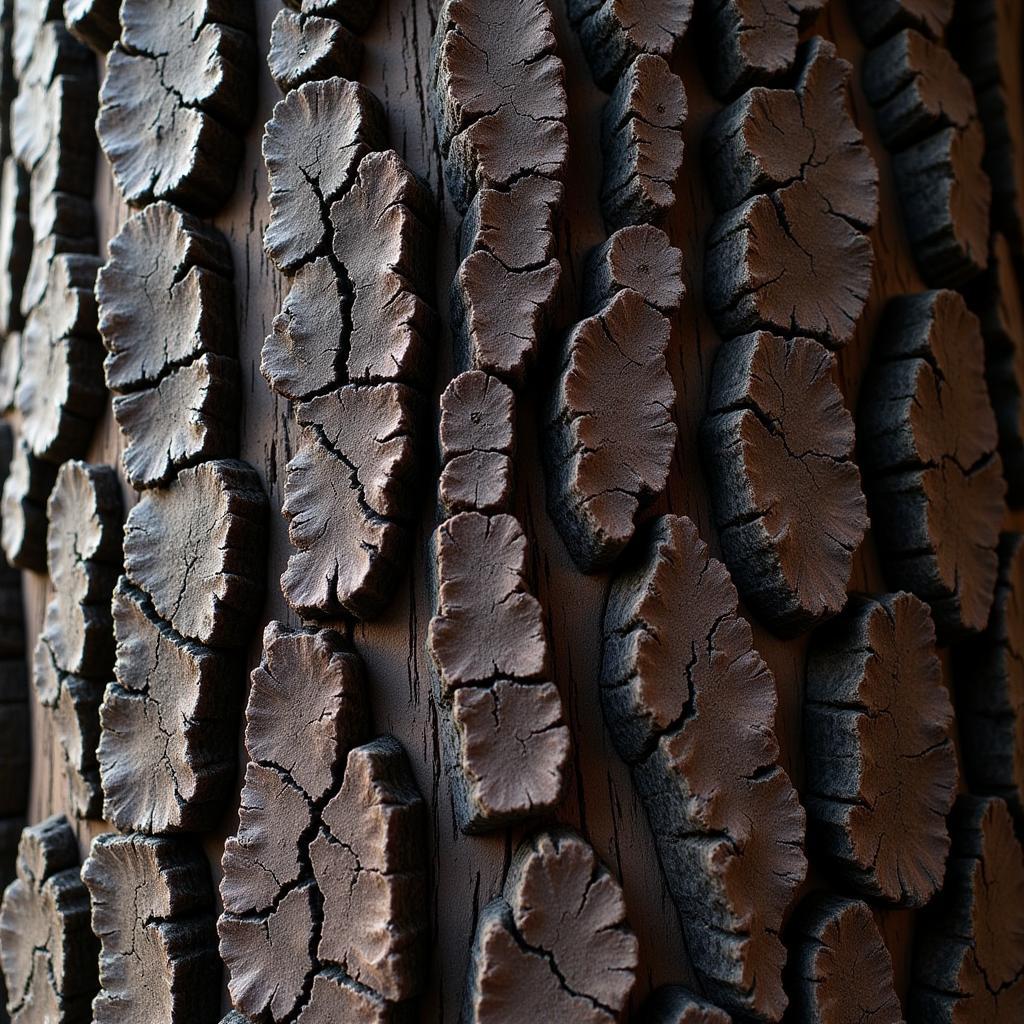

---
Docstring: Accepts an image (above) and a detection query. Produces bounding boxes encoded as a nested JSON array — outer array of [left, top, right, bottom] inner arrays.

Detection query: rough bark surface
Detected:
[[911, 796, 1024, 1022], [463, 829, 638, 1023], [804, 592, 957, 906], [859, 289, 1007, 635], [600, 514, 806, 1021]]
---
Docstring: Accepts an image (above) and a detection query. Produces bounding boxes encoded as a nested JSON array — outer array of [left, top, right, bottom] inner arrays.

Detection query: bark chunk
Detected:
[[0, 815, 97, 1024], [702, 332, 867, 636], [805, 593, 957, 905], [787, 895, 903, 1024], [82, 832, 221, 1024], [911, 796, 1024, 1022], [546, 288, 676, 572], [704, 39, 879, 347], [63, 0, 120, 53], [97, 0, 257, 212], [583, 224, 684, 315], [432, 0, 569, 212], [15, 253, 104, 465], [600, 54, 686, 229], [601, 514, 807, 1021], [123, 459, 267, 647], [96, 202, 239, 488], [0, 156, 29, 335], [957, 533, 1024, 832], [953, 0, 1024, 250], [262, 76, 386, 273], [859, 289, 1006, 635], [268, 8, 361, 93], [852, 0, 953, 43], [0, 436, 57, 571], [219, 623, 427, 1023], [701, 0, 827, 99], [464, 829, 638, 1023], [567, 0, 692, 89], [98, 578, 239, 834], [281, 384, 418, 620]]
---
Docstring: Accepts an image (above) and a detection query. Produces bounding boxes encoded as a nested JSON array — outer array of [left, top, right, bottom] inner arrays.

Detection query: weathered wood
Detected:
[[268, 8, 361, 93], [82, 832, 221, 1024], [464, 829, 638, 1023], [432, 0, 569, 212], [601, 515, 806, 1021], [219, 623, 427, 1023], [262, 76, 385, 273], [700, 0, 826, 98], [122, 459, 267, 648], [859, 289, 1007, 635], [643, 987, 732, 1024], [0, 156, 29, 335], [911, 796, 1024, 1021], [98, 578, 239, 834], [546, 288, 677, 572], [97, 0, 257, 213], [583, 224, 684, 315], [851, 0, 953, 44], [600, 54, 685, 229], [0, 436, 57, 571], [805, 593, 957, 905], [702, 332, 867, 636], [957, 533, 1024, 833], [787, 895, 902, 1024], [0, 815, 97, 1024], [704, 39, 878, 347], [567, 0, 691, 89]]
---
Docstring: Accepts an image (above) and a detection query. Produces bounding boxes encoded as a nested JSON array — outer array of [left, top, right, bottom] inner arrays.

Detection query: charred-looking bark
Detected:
[[859, 290, 1007, 636], [0, 815, 97, 1023], [851, 0, 953, 44], [953, 0, 1024, 250], [862, 25, 991, 285], [267, 8, 361, 94], [699, 0, 826, 99], [805, 593, 957, 906], [218, 622, 429, 1023], [81, 832, 221, 1024], [910, 796, 1024, 1021], [122, 459, 267, 648], [96, 202, 239, 490], [702, 332, 867, 636], [32, 460, 121, 819], [704, 38, 879, 348], [600, 515, 806, 1022], [427, 512, 570, 832], [96, 0, 257, 213], [786, 895, 903, 1024], [957, 534, 1024, 834], [463, 829, 638, 1023], [642, 987, 732, 1024]]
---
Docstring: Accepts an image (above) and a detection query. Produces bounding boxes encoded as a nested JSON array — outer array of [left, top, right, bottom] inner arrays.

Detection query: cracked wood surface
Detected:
[[17, 2, 1024, 1020], [787, 895, 903, 1024], [82, 831, 221, 1024], [62, 0, 118, 54], [267, 8, 361, 93], [862, 22, 990, 286], [805, 593, 956, 906], [910, 796, 1024, 1022], [704, 38, 878, 348], [600, 514, 806, 1021], [702, 331, 868, 636], [31, 461, 120, 820], [0, 815, 96, 1023], [463, 828, 637, 1023], [859, 289, 1007, 636], [96, 0, 257, 213], [850, 0, 953, 44], [218, 622, 428, 1023], [96, 201, 239, 489]]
